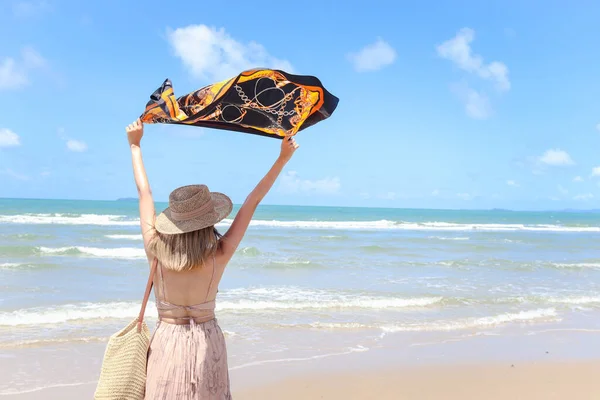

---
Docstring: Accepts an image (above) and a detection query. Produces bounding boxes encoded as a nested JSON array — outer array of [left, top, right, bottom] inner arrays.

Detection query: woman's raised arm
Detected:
[[126, 119, 156, 252], [220, 137, 299, 260]]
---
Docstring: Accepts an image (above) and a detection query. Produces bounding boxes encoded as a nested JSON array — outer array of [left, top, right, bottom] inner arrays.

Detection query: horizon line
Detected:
[[1, 197, 599, 213]]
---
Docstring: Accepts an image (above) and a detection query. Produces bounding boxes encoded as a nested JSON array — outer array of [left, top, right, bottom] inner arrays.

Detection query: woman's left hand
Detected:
[[279, 136, 299, 163], [126, 119, 144, 147]]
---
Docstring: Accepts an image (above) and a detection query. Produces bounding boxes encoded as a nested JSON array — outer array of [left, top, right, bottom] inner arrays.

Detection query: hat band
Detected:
[[170, 200, 214, 221]]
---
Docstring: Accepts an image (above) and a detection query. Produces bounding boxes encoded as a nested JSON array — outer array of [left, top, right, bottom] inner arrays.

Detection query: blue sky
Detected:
[[0, 0, 599, 210]]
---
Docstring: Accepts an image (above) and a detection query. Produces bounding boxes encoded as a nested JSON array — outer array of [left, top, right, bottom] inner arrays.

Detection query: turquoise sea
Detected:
[[2, 198, 600, 395]]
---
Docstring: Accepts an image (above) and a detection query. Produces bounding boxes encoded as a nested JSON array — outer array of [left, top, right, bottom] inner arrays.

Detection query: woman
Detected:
[[125, 118, 298, 399]]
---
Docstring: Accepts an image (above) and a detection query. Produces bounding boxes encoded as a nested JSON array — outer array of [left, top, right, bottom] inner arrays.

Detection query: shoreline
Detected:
[[2, 328, 600, 399], [3, 310, 600, 399]]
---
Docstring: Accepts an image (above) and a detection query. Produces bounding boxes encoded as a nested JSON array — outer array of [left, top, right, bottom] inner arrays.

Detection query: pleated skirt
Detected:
[[145, 318, 232, 399]]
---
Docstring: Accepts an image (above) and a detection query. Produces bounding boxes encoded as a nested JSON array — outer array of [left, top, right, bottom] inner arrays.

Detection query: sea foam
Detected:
[[0, 293, 443, 326], [301, 308, 560, 333], [218, 219, 600, 232], [379, 308, 559, 332], [2, 212, 599, 232], [0, 213, 138, 226], [38, 246, 146, 259], [105, 234, 143, 240]]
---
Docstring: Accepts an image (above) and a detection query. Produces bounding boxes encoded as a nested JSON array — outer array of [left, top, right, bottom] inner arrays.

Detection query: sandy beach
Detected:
[[3, 328, 600, 399], [231, 329, 600, 399], [235, 362, 600, 400], [6, 361, 600, 399]]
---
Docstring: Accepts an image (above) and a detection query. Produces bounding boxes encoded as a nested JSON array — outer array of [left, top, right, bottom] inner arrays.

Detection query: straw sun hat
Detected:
[[155, 185, 233, 234]]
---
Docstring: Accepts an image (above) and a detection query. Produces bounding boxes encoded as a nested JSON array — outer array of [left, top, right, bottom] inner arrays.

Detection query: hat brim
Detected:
[[154, 192, 233, 234]]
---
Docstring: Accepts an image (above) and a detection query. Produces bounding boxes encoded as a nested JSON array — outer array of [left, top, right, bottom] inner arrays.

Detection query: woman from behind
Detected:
[[125, 119, 299, 399]]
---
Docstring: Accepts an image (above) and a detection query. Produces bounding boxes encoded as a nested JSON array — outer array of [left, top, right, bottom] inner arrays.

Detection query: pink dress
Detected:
[[145, 259, 231, 399]]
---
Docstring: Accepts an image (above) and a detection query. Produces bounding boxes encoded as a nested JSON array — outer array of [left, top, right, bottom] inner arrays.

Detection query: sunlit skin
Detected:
[[125, 118, 299, 268]]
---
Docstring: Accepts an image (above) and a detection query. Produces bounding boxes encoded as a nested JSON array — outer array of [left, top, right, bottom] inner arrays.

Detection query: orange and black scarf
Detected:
[[140, 69, 338, 139]]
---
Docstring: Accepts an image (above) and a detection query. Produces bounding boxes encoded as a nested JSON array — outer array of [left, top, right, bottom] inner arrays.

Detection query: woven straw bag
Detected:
[[94, 259, 158, 400]]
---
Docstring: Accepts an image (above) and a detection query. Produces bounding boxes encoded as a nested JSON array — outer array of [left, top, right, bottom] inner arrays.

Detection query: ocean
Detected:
[[2, 198, 600, 395]]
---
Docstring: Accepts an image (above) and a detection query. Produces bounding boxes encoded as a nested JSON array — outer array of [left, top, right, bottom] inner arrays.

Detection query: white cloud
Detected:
[[0, 128, 21, 147], [457, 193, 472, 200], [0, 47, 46, 90], [167, 25, 293, 82], [59, 128, 88, 152], [1, 168, 29, 181], [437, 28, 510, 91], [592, 166, 600, 177], [347, 38, 397, 72], [56, 127, 67, 139], [506, 180, 518, 187], [279, 171, 340, 195], [66, 139, 87, 152], [0, 58, 28, 89], [455, 86, 491, 119], [557, 185, 568, 195], [12, 1, 51, 18], [573, 193, 594, 201], [379, 192, 397, 200], [21, 47, 46, 68], [596, 123, 600, 132], [438, 28, 509, 119], [574, 176, 584, 182], [465, 90, 491, 119], [538, 149, 574, 166]]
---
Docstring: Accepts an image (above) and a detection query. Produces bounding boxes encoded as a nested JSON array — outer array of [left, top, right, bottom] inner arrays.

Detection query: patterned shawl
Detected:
[[140, 69, 339, 139]]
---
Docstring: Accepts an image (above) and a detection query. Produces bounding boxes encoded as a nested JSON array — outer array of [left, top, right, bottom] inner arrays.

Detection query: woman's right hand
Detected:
[[126, 119, 144, 147], [279, 136, 299, 162]]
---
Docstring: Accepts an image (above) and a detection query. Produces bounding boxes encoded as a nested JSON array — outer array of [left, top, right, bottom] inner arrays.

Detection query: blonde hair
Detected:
[[148, 226, 222, 272]]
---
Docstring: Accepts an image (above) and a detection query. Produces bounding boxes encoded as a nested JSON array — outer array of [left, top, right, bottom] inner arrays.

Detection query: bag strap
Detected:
[[137, 258, 158, 333]]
